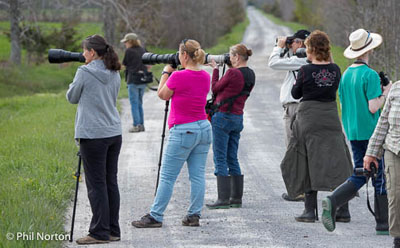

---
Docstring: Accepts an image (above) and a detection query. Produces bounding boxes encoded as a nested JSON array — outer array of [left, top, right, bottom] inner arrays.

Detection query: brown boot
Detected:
[[76, 235, 109, 245]]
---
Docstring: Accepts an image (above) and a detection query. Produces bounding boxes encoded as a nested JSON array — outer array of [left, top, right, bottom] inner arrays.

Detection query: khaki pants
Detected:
[[384, 150, 400, 237], [283, 103, 299, 148]]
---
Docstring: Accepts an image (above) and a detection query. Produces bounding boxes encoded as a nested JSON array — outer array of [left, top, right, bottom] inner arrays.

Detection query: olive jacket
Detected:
[[280, 100, 353, 197]]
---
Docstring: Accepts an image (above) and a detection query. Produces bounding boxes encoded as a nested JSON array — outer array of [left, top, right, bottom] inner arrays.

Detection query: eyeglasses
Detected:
[[293, 39, 303, 44]]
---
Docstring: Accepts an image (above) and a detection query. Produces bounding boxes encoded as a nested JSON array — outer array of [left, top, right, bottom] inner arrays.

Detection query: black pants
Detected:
[[80, 135, 122, 240]]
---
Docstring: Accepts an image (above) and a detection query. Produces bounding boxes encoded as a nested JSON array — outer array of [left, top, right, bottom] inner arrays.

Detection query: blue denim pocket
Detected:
[[180, 131, 198, 149]]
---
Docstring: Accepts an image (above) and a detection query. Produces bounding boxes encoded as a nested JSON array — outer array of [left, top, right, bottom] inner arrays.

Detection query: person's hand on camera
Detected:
[[382, 81, 392, 96], [276, 36, 287, 48], [363, 155, 378, 171], [209, 59, 219, 70], [163, 65, 175, 74]]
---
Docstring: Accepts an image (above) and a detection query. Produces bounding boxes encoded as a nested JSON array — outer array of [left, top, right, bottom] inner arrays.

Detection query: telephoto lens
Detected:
[[205, 53, 232, 66], [48, 49, 85, 63], [142, 52, 180, 68]]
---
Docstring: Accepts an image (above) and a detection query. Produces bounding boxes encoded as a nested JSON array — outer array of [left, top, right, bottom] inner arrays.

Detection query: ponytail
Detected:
[[103, 45, 121, 71], [179, 39, 205, 65], [82, 35, 121, 71]]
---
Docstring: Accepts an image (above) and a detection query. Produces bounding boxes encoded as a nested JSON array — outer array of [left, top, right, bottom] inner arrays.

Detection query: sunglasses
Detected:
[[181, 38, 189, 52]]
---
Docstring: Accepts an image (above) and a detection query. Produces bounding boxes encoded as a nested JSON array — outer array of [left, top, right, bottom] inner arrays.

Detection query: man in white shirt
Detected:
[[268, 29, 310, 201]]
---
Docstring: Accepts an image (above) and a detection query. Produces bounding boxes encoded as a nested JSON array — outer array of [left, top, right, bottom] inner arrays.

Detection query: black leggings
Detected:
[[79, 135, 122, 240]]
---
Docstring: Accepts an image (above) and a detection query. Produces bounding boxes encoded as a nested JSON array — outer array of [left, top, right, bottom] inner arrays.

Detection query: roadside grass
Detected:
[[0, 94, 76, 247], [0, 16, 250, 248], [207, 16, 250, 55]]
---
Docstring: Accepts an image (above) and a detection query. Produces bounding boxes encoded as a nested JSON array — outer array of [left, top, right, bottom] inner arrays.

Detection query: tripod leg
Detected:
[[70, 151, 82, 242], [155, 100, 169, 196]]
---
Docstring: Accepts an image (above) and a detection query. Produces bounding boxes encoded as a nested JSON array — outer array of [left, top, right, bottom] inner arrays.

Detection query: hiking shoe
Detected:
[[76, 235, 109, 245], [182, 215, 200, 227], [132, 214, 162, 228], [109, 235, 121, 242], [129, 125, 141, 133], [138, 124, 145, 132], [282, 193, 305, 202]]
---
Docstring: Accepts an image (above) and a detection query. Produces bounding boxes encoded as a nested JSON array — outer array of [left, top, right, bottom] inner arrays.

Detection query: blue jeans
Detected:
[[211, 112, 244, 176], [128, 83, 146, 126], [348, 140, 387, 195], [150, 120, 212, 222]]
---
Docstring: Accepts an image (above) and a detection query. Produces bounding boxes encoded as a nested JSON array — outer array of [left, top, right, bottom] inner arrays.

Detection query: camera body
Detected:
[[379, 71, 390, 87], [294, 47, 307, 58], [354, 162, 377, 178], [48, 49, 85, 63], [141, 52, 232, 67]]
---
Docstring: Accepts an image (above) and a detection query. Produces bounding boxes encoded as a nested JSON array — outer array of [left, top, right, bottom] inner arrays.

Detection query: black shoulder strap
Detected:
[[292, 70, 297, 80], [214, 68, 255, 113]]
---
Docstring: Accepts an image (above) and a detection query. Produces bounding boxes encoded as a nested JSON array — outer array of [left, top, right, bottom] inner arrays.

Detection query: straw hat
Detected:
[[120, 33, 138, 43], [343, 29, 382, 59]]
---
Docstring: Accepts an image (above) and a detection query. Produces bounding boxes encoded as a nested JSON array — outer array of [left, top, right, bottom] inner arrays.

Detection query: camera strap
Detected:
[[353, 60, 369, 67], [366, 178, 376, 217], [208, 68, 255, 115]]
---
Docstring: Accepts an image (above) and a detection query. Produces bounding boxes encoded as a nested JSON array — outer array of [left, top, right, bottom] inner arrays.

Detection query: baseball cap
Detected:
[[120, 33, 138, 43], [289, 30, 311, 40]]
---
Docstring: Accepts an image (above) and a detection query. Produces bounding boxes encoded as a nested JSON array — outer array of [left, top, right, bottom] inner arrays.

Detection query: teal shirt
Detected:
[[339, 65, 382, 140]]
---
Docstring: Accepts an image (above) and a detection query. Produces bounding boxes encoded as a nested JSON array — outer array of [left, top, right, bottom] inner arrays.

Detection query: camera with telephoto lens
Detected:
[[354, 162, 377, 178], [379, 71, 390, 87], [142, 52, 232, 68], [48, 49, 85, 63]]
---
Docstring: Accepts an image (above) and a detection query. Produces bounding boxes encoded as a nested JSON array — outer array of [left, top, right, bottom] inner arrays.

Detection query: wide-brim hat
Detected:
[[344, 29, 382, 59], [120, 33, 138, 43]]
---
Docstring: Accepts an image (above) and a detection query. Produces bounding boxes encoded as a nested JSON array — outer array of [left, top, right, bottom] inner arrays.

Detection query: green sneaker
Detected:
[[322, 197, 335, 232]]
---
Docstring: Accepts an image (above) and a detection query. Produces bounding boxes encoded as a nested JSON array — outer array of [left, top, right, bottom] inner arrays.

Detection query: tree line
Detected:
[[1, 0, 246, 65]]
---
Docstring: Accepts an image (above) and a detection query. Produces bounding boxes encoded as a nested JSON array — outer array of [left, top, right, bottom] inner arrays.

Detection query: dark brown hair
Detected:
[[230, 44, 252, 61], [179, 39, 205, 64], [305, 30, 331, 61], [82, 35, 121, 71]]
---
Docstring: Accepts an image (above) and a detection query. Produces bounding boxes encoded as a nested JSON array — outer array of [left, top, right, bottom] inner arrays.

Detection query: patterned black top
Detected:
[[291, 63, 341, 102]]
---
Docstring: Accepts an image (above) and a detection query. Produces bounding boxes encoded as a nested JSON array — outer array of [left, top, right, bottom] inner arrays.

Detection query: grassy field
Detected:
[[0, 16, 249, 247]]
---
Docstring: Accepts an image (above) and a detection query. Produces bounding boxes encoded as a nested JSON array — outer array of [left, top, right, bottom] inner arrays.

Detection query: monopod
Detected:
[[70, 151, 82, 242], [154, 100, 170, 195]]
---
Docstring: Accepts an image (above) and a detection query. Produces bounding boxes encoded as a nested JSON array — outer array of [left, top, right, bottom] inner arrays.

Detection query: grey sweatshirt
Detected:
[[66, 59, 122, 139]]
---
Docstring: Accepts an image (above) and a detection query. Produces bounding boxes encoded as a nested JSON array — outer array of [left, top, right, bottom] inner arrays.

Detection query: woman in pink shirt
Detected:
[[132, 39, 211, 228]]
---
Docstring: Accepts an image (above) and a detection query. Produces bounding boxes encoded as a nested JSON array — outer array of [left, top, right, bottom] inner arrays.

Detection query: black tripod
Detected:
[[70, 151, 82, 242], [154, 100, 170, 195]]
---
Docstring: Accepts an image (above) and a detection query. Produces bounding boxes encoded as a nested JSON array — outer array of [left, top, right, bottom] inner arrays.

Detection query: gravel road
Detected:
[[65, 6, 393, 248]]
